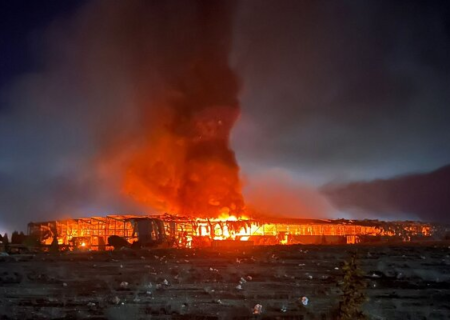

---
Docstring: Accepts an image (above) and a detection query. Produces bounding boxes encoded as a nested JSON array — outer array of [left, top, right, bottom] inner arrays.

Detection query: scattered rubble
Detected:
[[0, 244, 449, 319]]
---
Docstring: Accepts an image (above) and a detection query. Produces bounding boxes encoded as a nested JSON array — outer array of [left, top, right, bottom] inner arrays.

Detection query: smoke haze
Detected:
[[232, 0, 450, 182], [1, 0, 450, 232], [244, 169, 332, 219], [322, 164, 450, 223], [0, 0, 244, 231]]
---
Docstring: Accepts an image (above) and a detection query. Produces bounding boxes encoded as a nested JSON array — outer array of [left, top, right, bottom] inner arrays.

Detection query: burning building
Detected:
[[27, 214, 433, 250], [13, 2, 441, 251]]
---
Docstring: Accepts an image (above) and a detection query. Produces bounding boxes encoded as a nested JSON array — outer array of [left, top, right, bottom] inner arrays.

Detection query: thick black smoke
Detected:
[[322, 164, 450, 223]]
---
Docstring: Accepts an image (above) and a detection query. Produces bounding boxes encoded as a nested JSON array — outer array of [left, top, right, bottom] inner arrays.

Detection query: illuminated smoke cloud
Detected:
[[0, 0, 244, 231]]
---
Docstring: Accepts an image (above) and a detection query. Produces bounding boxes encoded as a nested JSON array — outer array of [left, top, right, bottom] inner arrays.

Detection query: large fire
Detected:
[[28, 213, 434, 251], [21, 2, 440, 252], [117, 1, 244, 220]]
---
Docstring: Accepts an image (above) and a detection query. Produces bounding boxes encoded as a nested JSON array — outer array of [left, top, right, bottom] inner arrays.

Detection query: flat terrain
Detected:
[[0, 243, 449, 319]]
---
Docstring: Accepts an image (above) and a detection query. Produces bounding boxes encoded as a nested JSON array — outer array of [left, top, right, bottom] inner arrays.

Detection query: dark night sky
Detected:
[[0, 1, 83, 90], [1, 0, 450, 232]]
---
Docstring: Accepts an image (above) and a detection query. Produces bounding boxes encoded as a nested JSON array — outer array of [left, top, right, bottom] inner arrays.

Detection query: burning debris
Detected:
[[27, 213, 435, 251]]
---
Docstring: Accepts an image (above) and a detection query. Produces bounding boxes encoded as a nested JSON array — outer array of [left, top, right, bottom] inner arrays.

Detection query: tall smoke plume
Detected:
[[0, 0, 243, 231], [118, 0, 244, 217]]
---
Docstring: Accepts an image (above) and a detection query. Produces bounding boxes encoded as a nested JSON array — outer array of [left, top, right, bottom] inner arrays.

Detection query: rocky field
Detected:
[[0, 243, 449, 320]]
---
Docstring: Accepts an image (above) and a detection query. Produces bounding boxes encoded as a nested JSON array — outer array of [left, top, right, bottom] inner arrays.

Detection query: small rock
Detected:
[[236, 284, 243, 290], [112, 296, 120, 305], [62, 282, 67, 287], [120, 281, 129, 288]]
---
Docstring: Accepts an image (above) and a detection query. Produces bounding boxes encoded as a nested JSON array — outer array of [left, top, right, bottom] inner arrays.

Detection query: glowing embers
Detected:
[[27, 214, 434, 250], [188, 217, 434, 247], [193, 214, 256, 242]]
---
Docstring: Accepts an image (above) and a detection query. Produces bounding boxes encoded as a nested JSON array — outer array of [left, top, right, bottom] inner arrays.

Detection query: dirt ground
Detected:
[[0, 243, 449, 320]]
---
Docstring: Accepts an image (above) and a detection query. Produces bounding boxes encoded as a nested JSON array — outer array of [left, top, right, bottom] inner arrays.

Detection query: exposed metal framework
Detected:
[[27, 214, 434, 250]]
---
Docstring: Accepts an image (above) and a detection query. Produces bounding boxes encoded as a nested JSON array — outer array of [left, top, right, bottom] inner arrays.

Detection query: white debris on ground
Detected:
[[253, 304, 263, 315], [120, 281, 129, 288], [301, 296, 309, 306]]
